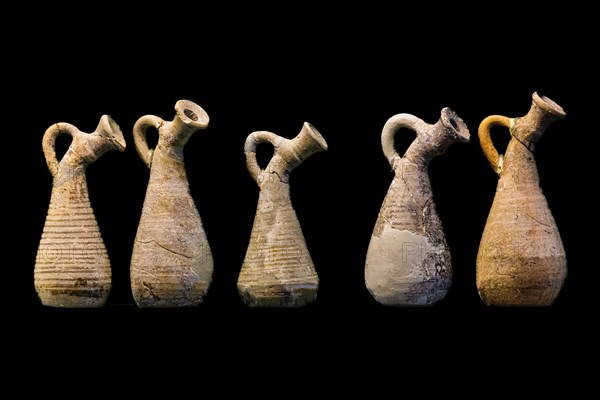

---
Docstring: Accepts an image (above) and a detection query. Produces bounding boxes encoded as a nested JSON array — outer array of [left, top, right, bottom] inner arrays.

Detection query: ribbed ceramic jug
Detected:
[[34, 115, 126, 307], [237, 122, 328, 307], [365, 108, 470, 306], [130, 100, 213, 308], [476, 92, 567, 306]]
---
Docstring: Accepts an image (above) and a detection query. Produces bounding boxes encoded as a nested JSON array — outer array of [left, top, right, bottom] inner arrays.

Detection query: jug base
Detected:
[[36, 289, 109, 308], [367, 278, 451, 307], [238, 283, 318, 308], [477, 275, 564, 307]]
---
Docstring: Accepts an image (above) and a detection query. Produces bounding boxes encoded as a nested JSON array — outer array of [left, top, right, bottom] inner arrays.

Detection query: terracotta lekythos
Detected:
[[238, 122, 328, 307], [476, 92, 567, 306], [130, 100, 213, 308], [365, 108, 470, 306], [34, 115, 126, 307]]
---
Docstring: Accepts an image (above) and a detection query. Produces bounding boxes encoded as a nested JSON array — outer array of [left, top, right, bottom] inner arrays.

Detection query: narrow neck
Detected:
[[511, 93, 566, 150], [404, 108, 469, 165], [257, 162, 292, 205], [500, 138, 540, 187], [263, 153, 292, 184], [404, 120, 459, 165], [156, 119, 198, 160], [62, 133, 116, 169], [394, 156, 430, 180], [278, 123, 327, 171], [53, 157, 88, 187]]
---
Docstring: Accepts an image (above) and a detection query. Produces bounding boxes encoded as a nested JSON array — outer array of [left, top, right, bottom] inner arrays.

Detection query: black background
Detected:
[[17, 5, 594, 380]]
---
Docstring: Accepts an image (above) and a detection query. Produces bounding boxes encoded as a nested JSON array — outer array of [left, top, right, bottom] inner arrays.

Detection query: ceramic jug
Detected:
[[476, 92, 567, 306], [237, 122, 328, 307], [365, 108, 470, 306], [34, 115, 126, 307], [130, 100, 213, 307]]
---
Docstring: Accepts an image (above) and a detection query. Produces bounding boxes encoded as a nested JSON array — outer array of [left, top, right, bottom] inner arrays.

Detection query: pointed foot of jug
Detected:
[[132, 281, 210, 308], [238, 283, 318, 308], [477, 276, 564, 307], [36, 287, 110, 308], [367, 278, 451, 307]]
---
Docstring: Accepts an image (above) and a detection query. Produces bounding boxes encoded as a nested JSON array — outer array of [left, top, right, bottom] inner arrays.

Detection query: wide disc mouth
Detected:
[[441, 107, 470, 143], [303, 122, 329, 152], [175, 99, 210, 127], [532, 92, 566, 118], [99, 114, 126, 151]]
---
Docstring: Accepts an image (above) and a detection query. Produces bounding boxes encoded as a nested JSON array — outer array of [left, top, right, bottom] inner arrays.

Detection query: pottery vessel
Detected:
[[238, 122, 328, 307], [476, 92, 567, 306], [365, 108, 470, 306], [35, 115, 125, 307], [130, 100, 213, 307]]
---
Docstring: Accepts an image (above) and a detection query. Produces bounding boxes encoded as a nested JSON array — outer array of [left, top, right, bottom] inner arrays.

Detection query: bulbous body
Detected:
[[130, 100, 213, 308], [237, 122, 328, 307], [365, 108, 470, 306], [34, 115, 126, 307], [476, 92, 567, 306]]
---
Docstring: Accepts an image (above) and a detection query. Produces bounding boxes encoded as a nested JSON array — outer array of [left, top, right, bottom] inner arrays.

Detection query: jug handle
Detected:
[[133, 115, 163, 168], [479, 115, 511, 174], [244, 131, 282, 183], [381, 113, 424, 169], [42, 122, 79, 177]]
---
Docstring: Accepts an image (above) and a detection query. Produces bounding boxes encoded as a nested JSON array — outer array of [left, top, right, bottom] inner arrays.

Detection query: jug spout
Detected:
[[94, 114, 126, 154], [282, 122, 328, 170], [511, 92, 566, 150], [168, 99, 210, 147], [404, 107, 470, 164], [133, 100, 209, 167], [77, 115, 126, 167], [244, 122, 328, 184], [42, 115, 125, 181]]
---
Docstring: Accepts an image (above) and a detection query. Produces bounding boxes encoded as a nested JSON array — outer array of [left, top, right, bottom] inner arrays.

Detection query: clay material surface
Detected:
[[476, 92, 567, 306], [365, 108, 470, 306], [35, 115, 126, 307], [238, 122, 328, 307], [130, 100, 213, 308]]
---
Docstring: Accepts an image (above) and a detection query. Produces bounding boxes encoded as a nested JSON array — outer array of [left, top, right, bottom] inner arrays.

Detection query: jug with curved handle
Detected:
[[476, 92, 567, 306], [237, 122, 328, 307], [365, 108, 470, 306], [130, 100, 214, 308], [35, 115, 126, 307]]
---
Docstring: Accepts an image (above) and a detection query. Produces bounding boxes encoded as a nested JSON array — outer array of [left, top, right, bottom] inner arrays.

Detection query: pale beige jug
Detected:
[[238, 122, 328, 307], [365, 108, 470, 306], [35, 115, 126, 307], [476, 92, 567, 306], [130, 100, 213, 307]]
